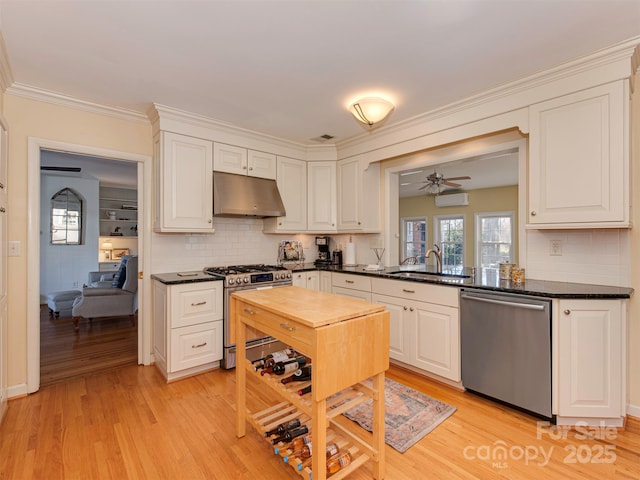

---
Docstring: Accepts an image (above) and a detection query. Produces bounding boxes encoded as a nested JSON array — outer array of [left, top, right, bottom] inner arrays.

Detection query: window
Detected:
[[401, 217, 426, 263], [50, 188, 83, 245], [475, 211, 514, 282], [435, 215, 464, 273]]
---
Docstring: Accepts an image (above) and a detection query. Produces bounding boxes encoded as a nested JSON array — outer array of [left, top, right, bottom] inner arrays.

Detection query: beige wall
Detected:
[[399, 185, 519, 267], [4, 94, 152, 388]]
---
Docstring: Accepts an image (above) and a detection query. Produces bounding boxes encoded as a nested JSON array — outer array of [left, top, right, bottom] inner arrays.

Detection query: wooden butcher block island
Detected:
[[233, 286, 390, 480]]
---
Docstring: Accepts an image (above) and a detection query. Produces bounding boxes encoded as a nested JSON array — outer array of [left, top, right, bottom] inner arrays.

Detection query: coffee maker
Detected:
[[314, 236, 332, 266]]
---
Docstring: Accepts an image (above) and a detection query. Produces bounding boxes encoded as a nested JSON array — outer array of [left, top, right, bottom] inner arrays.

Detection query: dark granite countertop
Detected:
[[151, 271, 222, 285], [290, 263, 633, 299]]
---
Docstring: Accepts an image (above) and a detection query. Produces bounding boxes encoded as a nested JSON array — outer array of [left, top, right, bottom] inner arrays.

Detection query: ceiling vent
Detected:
[[435, 192, 469, 207], [311, 134, 335, 142]]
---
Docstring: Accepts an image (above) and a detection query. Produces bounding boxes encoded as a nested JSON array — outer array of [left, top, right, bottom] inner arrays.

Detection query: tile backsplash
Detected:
[[151, 218, 630, 288]]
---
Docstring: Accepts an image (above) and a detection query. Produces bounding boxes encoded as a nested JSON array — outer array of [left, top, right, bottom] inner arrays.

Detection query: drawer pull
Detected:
[[402, 289, 415, 293], [191, 301, 207, 306], [279, 323, 296, 332], [564, 309, 571, 315], [345, 280, 355, 284], [192, 341, 207, 349], [243, 308, 256, 315]]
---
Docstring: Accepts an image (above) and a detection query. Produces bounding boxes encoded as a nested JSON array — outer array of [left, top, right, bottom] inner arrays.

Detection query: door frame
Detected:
[[27, 137, 152, 393]]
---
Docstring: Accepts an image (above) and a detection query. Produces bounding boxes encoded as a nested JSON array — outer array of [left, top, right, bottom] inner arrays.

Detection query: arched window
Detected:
[[50, 188, 83, 245]]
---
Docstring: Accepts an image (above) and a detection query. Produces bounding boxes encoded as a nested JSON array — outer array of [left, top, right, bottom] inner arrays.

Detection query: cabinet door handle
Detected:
[[243, 308, 256, 315], [0, 182, 4, 189], [0, 207, 5, 213], [403, 306, 408, 310], [279, 323, 296, 332], [345, 280, 355, 284], [409, 307, 414, 312], [531, 211, 537, 216], [564, 309, 571, 315], [192, 341, 207, 349], [402, 289, 415, 294], [191, 301, 207, 306]]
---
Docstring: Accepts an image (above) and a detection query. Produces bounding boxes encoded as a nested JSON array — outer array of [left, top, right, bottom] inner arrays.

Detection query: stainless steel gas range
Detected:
[[204, 264, 292, 369]]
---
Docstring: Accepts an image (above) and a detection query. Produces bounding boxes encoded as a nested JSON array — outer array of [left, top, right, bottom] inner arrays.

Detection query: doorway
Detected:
[[39, 151, 139, 386], [26, 138, 152, 393]]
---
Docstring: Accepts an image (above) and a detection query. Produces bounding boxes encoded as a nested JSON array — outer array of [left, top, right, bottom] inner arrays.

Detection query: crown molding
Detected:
[[0, 33, 14, 92], [149, 103, 312, 160], [336, 35, 640, 157], [6, 82, 149, 124]]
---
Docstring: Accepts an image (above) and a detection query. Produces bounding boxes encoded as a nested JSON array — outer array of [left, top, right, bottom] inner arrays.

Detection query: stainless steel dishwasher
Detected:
[[460, 288, 552, 418]]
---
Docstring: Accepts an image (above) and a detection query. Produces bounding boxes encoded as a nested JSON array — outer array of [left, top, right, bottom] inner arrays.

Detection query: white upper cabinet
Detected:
[[247, 150, 277, 179], [528, 81, 630, 228], [307, 161, 337, 232], [264, 156, 307, 232], [213, 143, 276, 179], [154, 131, 214, 232], [337, 156, 381, 232]]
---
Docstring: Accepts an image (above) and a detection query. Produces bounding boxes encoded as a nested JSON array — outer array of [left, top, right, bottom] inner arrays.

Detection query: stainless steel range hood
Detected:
[[213, 171, 286, 218]]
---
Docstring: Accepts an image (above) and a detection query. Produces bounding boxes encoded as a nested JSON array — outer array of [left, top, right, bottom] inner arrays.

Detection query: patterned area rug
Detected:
[[341, 377, 456, 453]]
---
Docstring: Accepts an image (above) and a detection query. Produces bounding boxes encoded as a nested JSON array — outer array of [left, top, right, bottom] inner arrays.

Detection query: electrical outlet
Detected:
[[72, 281, 78, 288], [550, 239, 563, 256]]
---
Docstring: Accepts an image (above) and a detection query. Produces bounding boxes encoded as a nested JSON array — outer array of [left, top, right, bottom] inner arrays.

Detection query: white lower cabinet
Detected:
[[319, 271, 332, 293], [372, 278, 460, 383], [332, 272, 372, 301], [556, 299, 625, 424], [153, 280, 223, 382], [292, 271, 319, 290]]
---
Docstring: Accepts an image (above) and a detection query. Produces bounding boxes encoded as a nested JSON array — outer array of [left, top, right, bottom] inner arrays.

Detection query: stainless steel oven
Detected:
[[204, 264, 292, 369]]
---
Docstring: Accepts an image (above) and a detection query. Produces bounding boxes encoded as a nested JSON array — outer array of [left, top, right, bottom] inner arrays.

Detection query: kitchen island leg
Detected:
[[234, 297, 247, 438]]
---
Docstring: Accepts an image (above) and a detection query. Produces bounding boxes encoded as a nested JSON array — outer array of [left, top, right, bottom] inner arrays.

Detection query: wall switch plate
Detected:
[[550, 239, 563, 256]]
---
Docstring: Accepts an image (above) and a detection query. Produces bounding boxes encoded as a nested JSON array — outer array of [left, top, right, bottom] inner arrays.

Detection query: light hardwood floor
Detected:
[[1, 362, 638, 479], [40, 305, 138, 387]]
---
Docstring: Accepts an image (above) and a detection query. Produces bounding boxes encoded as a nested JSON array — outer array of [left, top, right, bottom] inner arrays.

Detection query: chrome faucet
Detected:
[[425, 244, 442, 274]]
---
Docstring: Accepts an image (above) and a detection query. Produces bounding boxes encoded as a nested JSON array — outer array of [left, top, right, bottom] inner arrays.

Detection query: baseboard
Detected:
[[626, 403, 640, 418], [8, 383, 28, 399]]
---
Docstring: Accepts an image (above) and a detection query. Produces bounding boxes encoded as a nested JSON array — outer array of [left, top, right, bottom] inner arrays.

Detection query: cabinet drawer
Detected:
[[237, 301, 313, 354], [332, 286, 372, 302], [171, 282, 223, 328], [371, 278, 458, 307], [170, 320, 222, 372], [332, 273, 371, 292]]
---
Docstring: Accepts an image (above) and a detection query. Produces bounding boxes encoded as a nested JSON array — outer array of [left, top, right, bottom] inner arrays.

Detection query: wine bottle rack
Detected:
[[247, 360, 378, 479], [247, 384, 370, 478]]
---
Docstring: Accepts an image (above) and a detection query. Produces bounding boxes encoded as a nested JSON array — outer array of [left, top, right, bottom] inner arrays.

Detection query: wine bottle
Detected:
[[275, 433, 312, 456], [263, 348, 296, 368], [270, 425, 309, 445], [281, 365, 312, 384], [261, 356, 307, 376], [326, 451, 352, 474], [284, 442, 339, 463], [298, 385, 312, 396], [264, 418, 301, 438]]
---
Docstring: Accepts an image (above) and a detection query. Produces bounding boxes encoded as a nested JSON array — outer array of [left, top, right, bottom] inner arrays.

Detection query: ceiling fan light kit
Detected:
[[349, 96, 395, 127]]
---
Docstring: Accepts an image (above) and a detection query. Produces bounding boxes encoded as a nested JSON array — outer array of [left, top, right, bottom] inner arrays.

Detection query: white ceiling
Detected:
[[2, 0, 639, 148]]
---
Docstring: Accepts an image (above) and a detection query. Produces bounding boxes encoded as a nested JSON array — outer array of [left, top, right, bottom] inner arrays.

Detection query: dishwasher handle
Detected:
[[461, 294, 546, 311]]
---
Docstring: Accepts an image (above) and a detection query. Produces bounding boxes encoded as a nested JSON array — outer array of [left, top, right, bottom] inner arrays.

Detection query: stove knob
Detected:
[[286, 273, 291, 279], [228, 278, 235, 285], [243, 277, 249, 283], [275, 273, 281, 280]]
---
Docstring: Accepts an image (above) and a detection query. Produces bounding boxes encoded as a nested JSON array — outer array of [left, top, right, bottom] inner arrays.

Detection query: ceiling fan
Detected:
[[417, 170, 471, 194]]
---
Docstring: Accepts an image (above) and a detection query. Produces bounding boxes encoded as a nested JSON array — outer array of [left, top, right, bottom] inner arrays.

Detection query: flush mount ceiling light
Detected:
[[349, 96, 395, 127]]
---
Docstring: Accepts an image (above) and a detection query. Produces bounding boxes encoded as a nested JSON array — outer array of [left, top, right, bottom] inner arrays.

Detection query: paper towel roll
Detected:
[[344, 243, 357, 266]]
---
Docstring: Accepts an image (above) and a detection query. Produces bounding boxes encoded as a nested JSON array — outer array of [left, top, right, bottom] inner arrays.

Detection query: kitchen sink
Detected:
[[387, 271, 471, 280]]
